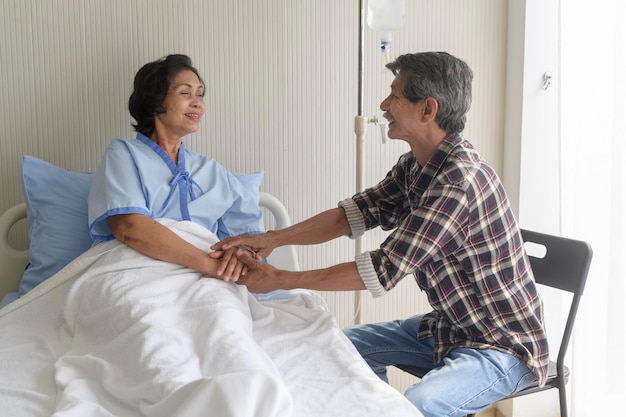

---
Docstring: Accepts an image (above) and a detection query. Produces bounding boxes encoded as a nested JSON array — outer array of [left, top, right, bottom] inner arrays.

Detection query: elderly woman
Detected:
[[88, 54, 262, 281]]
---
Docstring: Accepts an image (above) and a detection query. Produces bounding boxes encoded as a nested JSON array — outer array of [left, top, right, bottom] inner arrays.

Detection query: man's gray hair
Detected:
[[386, 52, 473, 133]]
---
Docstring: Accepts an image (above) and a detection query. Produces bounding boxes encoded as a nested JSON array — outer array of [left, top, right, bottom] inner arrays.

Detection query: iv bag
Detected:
[[367, 0, 406, 45]]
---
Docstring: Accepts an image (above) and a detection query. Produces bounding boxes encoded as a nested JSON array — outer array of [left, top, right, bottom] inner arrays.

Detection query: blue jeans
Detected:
[[343, 314, 536, 417]]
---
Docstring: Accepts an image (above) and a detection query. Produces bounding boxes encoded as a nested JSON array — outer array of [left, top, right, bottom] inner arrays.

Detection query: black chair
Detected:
[[396, 229, 593, 417]]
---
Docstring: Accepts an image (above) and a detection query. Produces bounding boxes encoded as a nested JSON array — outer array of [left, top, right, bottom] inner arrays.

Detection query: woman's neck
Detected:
[[150, 131, 182, 164]]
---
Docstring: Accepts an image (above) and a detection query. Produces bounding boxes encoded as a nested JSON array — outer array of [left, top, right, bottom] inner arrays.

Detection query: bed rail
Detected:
[[0, 203, 28, 297]]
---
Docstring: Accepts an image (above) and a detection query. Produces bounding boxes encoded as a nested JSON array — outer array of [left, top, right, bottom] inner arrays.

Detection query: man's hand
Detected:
[[211, 231, 278, 264], [233, 248, 284, 294]]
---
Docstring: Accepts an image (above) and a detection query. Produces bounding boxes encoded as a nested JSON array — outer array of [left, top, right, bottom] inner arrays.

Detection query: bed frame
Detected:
[[0, 192, 300, 300]]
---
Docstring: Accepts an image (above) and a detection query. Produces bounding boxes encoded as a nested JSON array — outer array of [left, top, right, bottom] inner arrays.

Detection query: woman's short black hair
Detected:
[[128, 54, 205, 137]]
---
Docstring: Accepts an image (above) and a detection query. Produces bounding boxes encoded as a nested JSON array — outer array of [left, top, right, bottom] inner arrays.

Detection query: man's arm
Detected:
[[271, 207, 352, 246], [212, 207, 352, 259], [234, 249, 367, 294]]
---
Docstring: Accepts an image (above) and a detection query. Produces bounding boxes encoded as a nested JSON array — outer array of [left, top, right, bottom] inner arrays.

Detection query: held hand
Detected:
[[234, 249, 283, 294], [211, 231, 278, 260], [208, 246, 249, 282]]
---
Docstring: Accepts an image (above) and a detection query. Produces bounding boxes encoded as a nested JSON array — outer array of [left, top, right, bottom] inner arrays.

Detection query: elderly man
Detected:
[[212, 51, 549, 417]]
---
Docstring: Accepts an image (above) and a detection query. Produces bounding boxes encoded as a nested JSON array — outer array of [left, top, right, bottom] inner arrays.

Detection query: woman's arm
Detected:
[[107, 213, 245, 281]]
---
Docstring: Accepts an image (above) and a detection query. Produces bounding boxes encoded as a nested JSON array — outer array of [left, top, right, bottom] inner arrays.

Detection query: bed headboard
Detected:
[[0, 192, 299, 301]]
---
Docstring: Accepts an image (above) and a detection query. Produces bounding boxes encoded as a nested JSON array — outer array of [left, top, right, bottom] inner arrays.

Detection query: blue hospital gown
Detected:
[[88, 133, 264, 242]]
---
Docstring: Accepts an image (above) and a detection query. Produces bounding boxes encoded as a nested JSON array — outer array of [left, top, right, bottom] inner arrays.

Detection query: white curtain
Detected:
[[560, 1, 625, 415]]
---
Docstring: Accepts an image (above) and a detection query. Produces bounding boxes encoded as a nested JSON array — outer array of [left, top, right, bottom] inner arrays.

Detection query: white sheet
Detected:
[[0, 219, 423, 417]]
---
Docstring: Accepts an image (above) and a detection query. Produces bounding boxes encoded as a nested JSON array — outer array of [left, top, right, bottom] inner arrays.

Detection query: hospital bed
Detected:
[[0, 158, 423, 417]]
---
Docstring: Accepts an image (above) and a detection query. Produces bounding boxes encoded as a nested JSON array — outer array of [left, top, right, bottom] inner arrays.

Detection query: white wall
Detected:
[[502, 1, 563, 416], [0, 0, 509, 393]]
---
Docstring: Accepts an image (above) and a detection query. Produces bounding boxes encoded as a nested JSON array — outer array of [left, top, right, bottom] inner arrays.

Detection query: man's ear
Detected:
[[422, 97, 439, 121]]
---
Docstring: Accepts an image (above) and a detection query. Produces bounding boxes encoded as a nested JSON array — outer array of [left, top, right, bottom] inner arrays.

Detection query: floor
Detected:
[[475, 408, 502, 417]]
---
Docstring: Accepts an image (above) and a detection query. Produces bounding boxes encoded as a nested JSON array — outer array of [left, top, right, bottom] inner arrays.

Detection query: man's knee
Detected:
[[342, 326, 365, 352], [405, 382, 444, 417], [404, 382, 467, 417]]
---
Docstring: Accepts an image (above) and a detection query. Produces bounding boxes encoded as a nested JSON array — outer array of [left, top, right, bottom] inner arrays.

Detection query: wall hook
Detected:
[[542, 72, 552, 90]]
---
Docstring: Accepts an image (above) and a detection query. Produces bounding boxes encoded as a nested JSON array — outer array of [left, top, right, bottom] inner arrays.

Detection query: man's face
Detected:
[[379, 75, 425, 141]]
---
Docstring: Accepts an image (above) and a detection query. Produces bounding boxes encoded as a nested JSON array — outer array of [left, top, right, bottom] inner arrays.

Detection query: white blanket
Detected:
[[0, 220, 423, 417]]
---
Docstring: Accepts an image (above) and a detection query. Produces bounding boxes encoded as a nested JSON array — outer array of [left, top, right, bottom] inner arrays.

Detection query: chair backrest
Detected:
[[520, 228, 593, 366], [521, 229, 592, 296]]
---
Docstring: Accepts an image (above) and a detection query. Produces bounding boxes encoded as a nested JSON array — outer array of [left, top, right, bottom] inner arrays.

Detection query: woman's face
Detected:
[[155, 69, 205, 138]]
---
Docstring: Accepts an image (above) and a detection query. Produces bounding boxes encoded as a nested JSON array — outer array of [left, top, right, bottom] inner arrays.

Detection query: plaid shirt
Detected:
[[340, 133, 549, 385]]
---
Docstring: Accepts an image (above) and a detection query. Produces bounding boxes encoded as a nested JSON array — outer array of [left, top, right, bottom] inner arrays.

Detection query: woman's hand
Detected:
[[208, 246, 250, 282]]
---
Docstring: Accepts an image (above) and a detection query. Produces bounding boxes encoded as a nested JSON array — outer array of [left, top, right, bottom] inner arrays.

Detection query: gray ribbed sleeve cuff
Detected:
[[338, 198, 366, 239], [355, 252, 386, 298]]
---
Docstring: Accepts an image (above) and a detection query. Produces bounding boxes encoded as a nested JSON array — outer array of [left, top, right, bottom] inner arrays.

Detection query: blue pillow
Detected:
[[233, 171, 264, 206], [18, 156, 94, 297], [15, 156, 264, 298]]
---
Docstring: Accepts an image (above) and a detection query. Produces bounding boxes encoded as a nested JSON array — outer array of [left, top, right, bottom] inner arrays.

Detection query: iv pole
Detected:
[[353, 0, 402, 324], [353, 0, 368, 325]]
